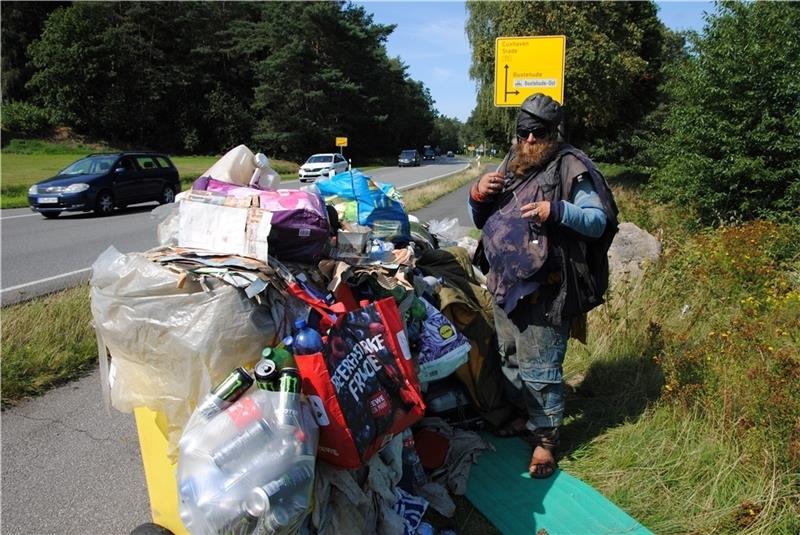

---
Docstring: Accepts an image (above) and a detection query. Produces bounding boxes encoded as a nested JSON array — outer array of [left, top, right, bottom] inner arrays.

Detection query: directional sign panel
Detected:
[[494, 35, 566, 107], [335, 137, 348, 147]]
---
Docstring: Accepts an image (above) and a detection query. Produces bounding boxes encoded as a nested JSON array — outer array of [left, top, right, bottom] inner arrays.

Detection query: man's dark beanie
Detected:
[[517, 93, 563, 131]]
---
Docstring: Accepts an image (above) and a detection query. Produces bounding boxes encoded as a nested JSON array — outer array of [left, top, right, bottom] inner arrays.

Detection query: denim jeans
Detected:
[[493, 292, 570, 431]]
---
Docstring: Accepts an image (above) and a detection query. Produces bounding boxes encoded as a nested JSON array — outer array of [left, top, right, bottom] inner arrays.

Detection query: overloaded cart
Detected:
[[91, 145, 509, 535]]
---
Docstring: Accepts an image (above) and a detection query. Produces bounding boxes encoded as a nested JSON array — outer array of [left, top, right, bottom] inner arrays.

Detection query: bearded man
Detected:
[[468, 93, 615, 478]]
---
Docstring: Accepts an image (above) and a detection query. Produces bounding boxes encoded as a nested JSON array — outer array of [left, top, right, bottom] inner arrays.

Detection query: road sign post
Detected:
[[494, 36, 566, 106], [335, 136, 348, 155]]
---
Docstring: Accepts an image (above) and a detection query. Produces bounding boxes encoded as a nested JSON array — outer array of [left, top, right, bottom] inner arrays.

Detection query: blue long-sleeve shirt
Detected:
[[469, 173, 607, 238]]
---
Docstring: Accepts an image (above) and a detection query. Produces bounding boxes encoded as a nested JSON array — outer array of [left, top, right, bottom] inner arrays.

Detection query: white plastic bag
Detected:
[[90, 246, 275, 452]]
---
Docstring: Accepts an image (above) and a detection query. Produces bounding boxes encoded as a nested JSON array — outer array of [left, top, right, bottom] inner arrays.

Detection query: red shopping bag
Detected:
[[295, 297, 425, 468]]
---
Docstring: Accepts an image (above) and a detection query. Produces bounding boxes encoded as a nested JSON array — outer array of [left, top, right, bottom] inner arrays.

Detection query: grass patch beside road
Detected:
[[1, 284, 96, 405]]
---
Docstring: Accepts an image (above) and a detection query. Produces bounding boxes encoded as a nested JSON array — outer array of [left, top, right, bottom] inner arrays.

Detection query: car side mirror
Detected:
[[114, 167, 125, 174]]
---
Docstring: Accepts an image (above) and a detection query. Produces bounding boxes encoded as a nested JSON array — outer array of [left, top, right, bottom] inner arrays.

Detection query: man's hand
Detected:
[[476, 171, 505, 197], [521, 201, 551, 222]]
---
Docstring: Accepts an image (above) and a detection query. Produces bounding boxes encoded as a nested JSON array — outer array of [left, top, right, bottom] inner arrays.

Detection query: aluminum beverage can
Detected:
[[278, 367, 301, 393], [254, 359, 279, 391], [210, 419, 274, 470], [196, 367, 253, 420], [276, 368, 301, 427], [249, 462, 314, 510]]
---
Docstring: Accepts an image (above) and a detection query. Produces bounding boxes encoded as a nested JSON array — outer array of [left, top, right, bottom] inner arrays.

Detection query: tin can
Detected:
[[210, 419, 274, 470], [249, 462, 314, 511], [279, 367, 301, 393], [277, 368, 301, 427], [254, 359, 280, 391], [196, 367, 253, 420]]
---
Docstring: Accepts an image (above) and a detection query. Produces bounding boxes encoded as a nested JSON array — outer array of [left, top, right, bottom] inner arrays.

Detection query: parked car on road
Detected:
[[398, 149, 421, 167], [446, 151, 454, 158], [298, 153, 349, 182], [27, 152, 180, 218]]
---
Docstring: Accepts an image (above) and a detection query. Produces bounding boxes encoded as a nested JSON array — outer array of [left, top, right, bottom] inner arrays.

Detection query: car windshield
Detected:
[[306, 155, 333, 164], [400, 151, 416, 158], [61, 156, 117, 175]]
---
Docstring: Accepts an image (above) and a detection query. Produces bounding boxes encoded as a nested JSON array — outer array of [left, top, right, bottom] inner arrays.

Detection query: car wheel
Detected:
[[94, 190, 115, 216], [160, 186, 176, 204], [41, 212, 60, 219]]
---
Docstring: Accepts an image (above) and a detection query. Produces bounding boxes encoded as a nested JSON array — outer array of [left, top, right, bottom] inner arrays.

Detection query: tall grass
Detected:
[[1, 285, 96, 405], [561, 169, 800, 533]]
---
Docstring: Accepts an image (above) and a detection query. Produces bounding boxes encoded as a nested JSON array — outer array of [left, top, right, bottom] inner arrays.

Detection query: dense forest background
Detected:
[[2, 1, 797, 222]]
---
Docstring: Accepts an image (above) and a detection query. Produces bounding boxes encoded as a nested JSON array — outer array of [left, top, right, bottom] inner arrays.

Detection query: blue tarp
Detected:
[[316, 169, 410, 240]]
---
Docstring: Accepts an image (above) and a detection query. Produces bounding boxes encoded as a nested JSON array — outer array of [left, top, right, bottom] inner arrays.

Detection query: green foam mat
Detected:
[[466, 433, 653, 534]]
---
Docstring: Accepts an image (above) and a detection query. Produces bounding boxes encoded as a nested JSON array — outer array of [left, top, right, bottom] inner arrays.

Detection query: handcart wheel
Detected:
[[130, 522, 174, 535]]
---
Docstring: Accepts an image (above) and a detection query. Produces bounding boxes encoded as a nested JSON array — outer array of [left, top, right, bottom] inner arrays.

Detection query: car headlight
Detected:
[[64, 183, 90, 193], [28, 185, 38, 195]]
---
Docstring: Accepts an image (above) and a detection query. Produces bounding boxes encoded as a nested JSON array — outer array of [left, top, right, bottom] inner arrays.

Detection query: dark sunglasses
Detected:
[[516, 126, 550, 140]]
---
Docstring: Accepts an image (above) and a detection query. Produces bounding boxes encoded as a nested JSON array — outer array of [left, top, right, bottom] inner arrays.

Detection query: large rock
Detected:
[[607, 222, 662, 287]]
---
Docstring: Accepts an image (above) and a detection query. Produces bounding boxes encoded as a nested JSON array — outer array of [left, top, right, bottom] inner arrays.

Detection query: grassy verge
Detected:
[[1, 285, 96, 403], [559, 169, 800, 533]]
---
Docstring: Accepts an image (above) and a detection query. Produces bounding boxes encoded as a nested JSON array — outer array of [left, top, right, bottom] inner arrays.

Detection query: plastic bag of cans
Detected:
[[177, 367, 319, 535]]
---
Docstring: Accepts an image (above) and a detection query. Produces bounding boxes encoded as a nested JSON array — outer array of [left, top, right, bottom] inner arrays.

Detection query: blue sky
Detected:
[[356, 1, 715, 122]]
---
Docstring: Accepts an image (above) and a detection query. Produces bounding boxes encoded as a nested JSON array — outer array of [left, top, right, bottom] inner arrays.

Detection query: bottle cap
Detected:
[[261, 347, 273, 359], [294, 318, 307, 330], [282, 335, 294, 348]]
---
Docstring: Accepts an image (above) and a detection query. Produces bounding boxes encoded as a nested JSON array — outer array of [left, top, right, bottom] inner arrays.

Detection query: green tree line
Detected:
[[1, 1, 465, 161]]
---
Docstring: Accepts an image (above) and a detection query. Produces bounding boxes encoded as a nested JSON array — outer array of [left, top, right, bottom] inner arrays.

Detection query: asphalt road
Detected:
[[0, 158, 469, 305], [0, 159, 480, 535]]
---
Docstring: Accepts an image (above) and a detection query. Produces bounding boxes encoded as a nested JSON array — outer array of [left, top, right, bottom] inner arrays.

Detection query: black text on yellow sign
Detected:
[[335, 137, 348, 147], [494, 35, 566, 107]]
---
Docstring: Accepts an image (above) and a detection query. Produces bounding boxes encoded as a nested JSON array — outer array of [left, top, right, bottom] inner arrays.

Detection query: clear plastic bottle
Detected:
[[292, 319, 323, 356]]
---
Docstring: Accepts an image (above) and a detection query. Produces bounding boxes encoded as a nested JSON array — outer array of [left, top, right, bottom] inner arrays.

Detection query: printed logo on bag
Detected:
[[308, 395, 330, 426], [368, 389, 391, 418], [330, 332, 388, 401], [438, 324, 455, 340], [323, 303, 421, 458]]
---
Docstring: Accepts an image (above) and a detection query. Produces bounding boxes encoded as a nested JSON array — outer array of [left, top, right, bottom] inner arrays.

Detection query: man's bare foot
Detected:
[[528, 445, 557, 479]]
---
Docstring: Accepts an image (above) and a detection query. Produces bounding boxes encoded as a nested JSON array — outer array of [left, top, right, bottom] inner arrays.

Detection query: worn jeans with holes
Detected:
[[493, 291, 570, 432]]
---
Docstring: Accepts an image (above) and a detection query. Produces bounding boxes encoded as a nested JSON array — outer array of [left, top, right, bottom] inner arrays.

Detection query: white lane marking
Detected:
[[399, 164, 471, 191], [1, 267, 92, 293], [1, 212, 39, 220]]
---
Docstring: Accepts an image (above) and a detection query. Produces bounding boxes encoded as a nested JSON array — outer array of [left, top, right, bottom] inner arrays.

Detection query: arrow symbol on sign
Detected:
[[504, 65, 519, 102]]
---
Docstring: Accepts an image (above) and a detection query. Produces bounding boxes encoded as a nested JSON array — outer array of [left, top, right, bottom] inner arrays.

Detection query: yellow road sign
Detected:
[[494, 35, 566, 107], [335, 137, 348, 147]]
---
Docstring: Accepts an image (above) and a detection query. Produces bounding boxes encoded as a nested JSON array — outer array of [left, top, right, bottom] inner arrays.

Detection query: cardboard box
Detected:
[[177, 197, 272, 262]]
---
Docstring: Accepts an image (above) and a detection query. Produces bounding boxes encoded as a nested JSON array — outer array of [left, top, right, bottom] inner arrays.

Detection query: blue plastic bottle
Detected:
[[292, 319, 323, 356]]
